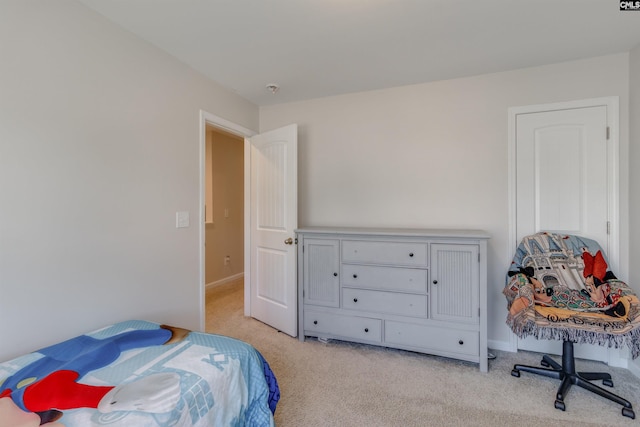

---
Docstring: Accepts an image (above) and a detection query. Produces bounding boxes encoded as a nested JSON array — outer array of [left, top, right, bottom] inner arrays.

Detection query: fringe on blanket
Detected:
[[506, 314, 640, 359]]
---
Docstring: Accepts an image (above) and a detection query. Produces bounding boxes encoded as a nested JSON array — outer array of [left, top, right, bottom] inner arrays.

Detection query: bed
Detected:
[[0, 320, 279, 427]]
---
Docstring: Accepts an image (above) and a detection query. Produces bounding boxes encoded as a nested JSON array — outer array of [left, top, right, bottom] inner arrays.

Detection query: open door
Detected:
[[247, 124, 298, 336]]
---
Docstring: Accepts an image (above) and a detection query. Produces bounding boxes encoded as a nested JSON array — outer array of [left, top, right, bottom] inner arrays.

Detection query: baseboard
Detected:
[[205, 273, 244, 290], [488, 339, 516, 353], [490, 338, 640, 379], [628, 358, 640, 379], [607, 347, 629, 369]]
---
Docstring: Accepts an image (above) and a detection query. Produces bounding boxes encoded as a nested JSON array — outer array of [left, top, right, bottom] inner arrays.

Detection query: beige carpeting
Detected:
[[205, 279, 640, 426]]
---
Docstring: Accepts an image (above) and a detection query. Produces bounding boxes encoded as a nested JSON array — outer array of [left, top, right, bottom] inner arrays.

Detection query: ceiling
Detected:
[[77, 0, 640, 106]]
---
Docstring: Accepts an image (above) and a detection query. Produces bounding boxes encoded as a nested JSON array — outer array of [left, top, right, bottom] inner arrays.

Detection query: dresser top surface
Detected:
[[295, 226, 489, 239]]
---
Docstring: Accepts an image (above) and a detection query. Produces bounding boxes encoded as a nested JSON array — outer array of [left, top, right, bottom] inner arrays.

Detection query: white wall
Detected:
[[260, 53, 630, 350], [0, 0, 258, 361]]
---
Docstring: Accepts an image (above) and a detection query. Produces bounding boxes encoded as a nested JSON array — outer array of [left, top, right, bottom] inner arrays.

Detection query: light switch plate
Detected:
[[176, 211, 190, 228]]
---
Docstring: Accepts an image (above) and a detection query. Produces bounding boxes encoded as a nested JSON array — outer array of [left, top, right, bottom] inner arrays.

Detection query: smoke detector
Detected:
[[266, 84, 280, 94]]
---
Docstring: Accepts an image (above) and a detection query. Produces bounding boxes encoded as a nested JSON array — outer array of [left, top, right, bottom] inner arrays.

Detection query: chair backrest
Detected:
[[508, 232, 610, 292]]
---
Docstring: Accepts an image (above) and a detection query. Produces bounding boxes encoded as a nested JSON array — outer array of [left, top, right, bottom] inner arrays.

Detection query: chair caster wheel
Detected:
[[554, 400, 565, 411], [622, 407, 635, 419], [511, 369, 520, 377], [603, 378, 613, 387]]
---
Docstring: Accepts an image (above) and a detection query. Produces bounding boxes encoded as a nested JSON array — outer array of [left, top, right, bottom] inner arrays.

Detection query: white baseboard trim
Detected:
[[607, 347, 628, 369], [488, 339, 516, 353], [205, 273, 244, 290], [490, 339, 640, 378], [628, 358, 640, 379]]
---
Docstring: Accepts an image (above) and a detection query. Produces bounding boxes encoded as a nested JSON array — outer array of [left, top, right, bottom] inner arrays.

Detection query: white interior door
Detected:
[[248, 124, 298, 336], [514, 102, 614, 361], [516, 105, 609, 252]]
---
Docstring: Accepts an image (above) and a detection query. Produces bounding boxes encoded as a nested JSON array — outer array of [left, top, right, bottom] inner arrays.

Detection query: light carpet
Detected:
[[206, 279, 640, 426]]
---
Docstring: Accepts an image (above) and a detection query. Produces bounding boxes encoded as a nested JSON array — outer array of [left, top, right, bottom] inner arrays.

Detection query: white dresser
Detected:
[[296, 227, 490, 372]]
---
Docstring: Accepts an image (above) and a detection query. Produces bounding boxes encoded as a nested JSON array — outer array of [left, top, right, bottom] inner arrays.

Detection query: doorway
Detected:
[[204, 125, 245, 292], [199, 111, 298, 336], [199, 111, 255, 332]]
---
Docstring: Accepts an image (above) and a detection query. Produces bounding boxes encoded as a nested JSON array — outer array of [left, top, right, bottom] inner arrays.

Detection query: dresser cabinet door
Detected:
[[303, 238, 340, 307], [430, 243, 479, 324]]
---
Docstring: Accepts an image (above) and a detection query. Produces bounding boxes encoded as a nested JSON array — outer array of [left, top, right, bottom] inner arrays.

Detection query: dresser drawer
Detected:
[[342, 264, 427, 293], [384, 321, 479, 357], [304, 309, 382, 342], [342, 240, 427, 266], [343, 288, 427, 317]]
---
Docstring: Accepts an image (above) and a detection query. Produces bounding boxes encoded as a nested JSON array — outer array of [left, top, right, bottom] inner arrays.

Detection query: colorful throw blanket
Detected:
[[0, 320, 278, 427], [503, 232, 640, 358]]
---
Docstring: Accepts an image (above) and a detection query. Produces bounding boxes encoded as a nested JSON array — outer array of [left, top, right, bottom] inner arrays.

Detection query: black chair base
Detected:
[[511, 340, 635, 419]]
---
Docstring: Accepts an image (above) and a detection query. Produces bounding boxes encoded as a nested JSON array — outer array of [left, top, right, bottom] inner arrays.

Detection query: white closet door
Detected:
[[516, 106, 609, 251], [515, 105, 610, 362]]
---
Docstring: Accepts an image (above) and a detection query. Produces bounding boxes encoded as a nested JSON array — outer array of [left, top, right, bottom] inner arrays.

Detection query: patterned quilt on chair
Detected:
[[503, 232, 640, 358]]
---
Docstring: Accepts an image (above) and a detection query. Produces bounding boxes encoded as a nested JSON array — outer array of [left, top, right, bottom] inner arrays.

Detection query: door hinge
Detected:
[[606, 126, 610, 140], [607, 221, 610, 235], [478, 253, 480, 263]]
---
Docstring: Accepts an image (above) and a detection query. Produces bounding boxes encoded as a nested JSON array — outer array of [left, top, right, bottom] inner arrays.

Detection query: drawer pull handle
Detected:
[[409, 252, 414, 257], [353, 274, 358, 278], [353, 298, 358, 303], [364, 328, 369, 333], [458, 340, 464, 345], [314, 320, 318, 325], [433, 280, 438, 284], [333, 272, 338, 276]]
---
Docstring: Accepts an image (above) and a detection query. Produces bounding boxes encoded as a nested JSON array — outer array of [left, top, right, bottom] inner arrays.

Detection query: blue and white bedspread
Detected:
[[0, 320, 279, 427]]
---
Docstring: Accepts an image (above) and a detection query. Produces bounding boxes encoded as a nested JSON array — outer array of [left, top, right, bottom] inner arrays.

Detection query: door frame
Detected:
[[506, 96, 621, 354], [199, 110, 256, 331]]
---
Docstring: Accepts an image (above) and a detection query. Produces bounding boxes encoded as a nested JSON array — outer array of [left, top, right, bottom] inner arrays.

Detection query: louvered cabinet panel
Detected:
[[302, 238, 340, 307], [430, 244, 479, 324]]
